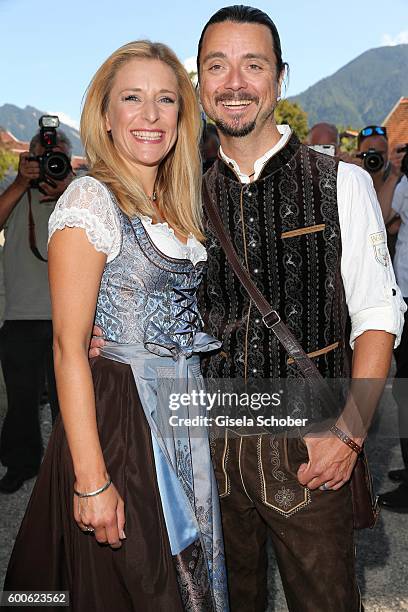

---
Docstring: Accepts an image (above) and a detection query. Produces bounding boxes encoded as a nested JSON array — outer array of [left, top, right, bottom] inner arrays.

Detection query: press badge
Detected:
[[370, 231, 389, 267]]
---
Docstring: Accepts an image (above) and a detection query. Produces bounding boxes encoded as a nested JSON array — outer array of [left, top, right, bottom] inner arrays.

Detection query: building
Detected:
[[383, 97, 408, 151], [0, 128, 29, 155]]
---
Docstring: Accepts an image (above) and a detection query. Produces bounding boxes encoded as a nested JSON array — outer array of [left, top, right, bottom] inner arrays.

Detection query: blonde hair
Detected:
[[80, 41, 204, 240]]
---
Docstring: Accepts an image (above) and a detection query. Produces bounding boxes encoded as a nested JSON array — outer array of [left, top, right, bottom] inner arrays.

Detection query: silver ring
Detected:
[[84, 526, 95, 532], [320, 482, 330, 491]]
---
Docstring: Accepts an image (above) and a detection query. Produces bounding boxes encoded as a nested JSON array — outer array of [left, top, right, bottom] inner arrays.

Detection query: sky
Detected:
[[1, 0, 408, 128]]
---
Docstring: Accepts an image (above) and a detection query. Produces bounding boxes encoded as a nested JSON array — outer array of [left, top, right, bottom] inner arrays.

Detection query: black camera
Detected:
[[29, 115, 71, 188], [355, 148, 385, 173], [397, 144, 408, 178]]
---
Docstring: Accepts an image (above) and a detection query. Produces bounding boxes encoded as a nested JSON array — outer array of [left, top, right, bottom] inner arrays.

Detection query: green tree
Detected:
[[0, 148, 18, 181], [189, 71, 198, 86], [275, 99, 308, 141], [337, 125, 358, 155]]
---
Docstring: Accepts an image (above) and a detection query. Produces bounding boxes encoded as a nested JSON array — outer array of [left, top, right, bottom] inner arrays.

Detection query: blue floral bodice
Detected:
[[95, 208, 206, 358]]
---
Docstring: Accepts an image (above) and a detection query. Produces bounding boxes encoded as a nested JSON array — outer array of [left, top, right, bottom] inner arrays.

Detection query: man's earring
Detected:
[[277, 95, 281, 102]]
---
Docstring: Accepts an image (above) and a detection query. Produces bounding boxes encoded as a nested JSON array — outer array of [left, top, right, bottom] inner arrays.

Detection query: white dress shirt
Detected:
[[219, 125, 406, 348]]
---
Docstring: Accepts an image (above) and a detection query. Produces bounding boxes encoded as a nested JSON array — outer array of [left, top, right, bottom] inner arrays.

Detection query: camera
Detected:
[[397, 144, 408, 178], [29, 115, 71, 187], [355, 148, 384, 173]]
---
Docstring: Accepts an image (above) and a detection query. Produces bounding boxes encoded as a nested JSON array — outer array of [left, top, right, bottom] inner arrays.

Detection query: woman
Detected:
[[4, 41, 228, 612]]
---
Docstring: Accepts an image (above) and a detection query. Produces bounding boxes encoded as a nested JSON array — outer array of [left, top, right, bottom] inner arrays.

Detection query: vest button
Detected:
[[254, 268, 259, 273], [249, 217, 254, 222], [255, 318, 260, 324]]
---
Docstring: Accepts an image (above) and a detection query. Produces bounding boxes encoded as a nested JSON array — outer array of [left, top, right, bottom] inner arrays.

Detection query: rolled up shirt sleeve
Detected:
[[338, 162, 406, 348]]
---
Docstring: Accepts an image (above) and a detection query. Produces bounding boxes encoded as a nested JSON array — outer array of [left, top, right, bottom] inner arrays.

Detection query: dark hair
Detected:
[[197, 5, 286, 77]]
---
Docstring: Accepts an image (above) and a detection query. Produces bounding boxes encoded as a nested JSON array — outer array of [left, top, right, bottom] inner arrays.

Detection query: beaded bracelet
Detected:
[[74, 475, 112, 498], [330, 425, 362, 455]]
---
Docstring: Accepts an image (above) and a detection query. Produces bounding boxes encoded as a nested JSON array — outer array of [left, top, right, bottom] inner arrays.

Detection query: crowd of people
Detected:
[[0, 4, 407, 611]]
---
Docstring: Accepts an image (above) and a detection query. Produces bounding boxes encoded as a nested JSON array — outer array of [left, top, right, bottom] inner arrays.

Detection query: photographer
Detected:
[[0, 119, 73, 494], [356, 126, 405, 244]]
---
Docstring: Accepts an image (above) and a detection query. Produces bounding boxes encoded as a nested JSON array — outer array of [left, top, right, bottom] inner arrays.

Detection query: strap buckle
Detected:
[[262, 310, 281, 329]]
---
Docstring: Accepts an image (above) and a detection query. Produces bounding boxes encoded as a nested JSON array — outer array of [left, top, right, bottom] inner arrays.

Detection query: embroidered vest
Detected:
[[201, 133, 349, 379]]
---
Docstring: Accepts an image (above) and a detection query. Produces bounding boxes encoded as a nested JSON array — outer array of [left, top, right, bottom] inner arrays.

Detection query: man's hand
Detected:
[[39, 172, 74, 202], [89, 325, 105, 358], [297, 432, 358, 491], [15, 152, 41, 190]]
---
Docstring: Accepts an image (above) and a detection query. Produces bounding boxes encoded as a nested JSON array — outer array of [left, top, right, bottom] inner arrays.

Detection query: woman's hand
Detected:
[[73, 481, 126, 549]]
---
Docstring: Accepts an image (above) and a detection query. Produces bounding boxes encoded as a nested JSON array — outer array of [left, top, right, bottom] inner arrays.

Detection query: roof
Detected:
[[339, 129, 358, 139], [383, 97, 408, 148], [0, 129, 29, 153]]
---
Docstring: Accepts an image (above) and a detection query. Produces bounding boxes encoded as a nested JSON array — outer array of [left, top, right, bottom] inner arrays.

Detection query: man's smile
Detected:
[[221, 100, 252, 108]]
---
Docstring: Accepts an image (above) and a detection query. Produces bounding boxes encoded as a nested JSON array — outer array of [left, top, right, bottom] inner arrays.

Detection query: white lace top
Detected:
[[48, 176, 207, 266]]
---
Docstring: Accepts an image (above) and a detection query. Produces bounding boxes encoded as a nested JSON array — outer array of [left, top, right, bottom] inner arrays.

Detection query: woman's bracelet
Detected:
[[73, 475, 112, 498], [330, 425, 362, 455]]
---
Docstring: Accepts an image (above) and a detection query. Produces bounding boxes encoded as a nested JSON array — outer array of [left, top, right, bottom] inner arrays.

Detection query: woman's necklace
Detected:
[[147, 190, 164, 223]]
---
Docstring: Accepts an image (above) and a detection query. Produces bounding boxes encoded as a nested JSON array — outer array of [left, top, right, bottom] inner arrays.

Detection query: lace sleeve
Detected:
[[48, 175, 121, 262]]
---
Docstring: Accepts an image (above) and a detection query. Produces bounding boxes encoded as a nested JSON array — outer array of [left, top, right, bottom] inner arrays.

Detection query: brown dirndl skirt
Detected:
[[3, 357, 189, 611]]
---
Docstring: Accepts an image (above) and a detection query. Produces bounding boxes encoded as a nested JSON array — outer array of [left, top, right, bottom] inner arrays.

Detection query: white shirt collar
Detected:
[[219, 124, 292, 183]]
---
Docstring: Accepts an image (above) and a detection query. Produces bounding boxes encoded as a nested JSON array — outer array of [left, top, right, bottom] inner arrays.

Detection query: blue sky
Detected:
[[1, 0, 407, 127]]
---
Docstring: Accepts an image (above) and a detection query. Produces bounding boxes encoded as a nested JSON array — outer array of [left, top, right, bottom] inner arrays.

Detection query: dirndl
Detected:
[[3, 350, 228, 611]]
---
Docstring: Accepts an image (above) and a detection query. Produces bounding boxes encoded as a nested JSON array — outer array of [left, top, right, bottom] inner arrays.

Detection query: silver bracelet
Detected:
[[73, 475, 112, 498]]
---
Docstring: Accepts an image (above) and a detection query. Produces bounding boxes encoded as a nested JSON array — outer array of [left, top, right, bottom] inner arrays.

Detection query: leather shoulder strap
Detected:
[[202, 177, 339, 413]]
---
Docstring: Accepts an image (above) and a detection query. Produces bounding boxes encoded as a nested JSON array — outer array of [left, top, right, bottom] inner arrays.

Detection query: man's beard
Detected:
[[211, 92, 258, 138], [214, 117, 257, 138]]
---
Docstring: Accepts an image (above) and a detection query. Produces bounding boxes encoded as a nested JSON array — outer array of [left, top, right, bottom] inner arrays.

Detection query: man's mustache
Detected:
[[215, 93, 259, 104]]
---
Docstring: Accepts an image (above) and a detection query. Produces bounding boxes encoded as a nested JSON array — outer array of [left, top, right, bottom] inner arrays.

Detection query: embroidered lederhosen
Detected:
[[202, 133, 350, 516]]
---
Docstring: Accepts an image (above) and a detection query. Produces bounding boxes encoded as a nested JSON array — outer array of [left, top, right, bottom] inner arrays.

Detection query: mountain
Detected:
[[289, 44, 408, 128], [0, 104, 83, 156]]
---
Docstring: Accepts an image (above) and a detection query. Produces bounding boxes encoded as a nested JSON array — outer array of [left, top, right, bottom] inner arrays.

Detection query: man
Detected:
[[197, 6, 404, 611], [0, 127, 72, 494], [307, 122, 355, 163], [307, 121, 339, 153], [356, 126, 404, 243], [90, 6, 404, 610]]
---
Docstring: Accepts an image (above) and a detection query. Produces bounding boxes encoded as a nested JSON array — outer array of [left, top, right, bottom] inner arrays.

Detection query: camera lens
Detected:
[[364, 151, 384, 173], [43, 152, 70, 180]]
